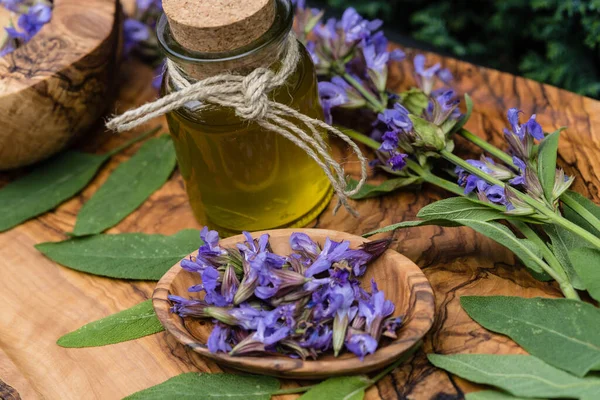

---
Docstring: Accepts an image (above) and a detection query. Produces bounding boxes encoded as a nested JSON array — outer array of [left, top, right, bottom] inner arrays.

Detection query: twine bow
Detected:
[[106, 33, 368, 215]]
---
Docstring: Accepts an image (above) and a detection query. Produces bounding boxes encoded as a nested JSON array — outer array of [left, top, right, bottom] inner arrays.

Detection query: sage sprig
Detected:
[[0, 127, 160, 232]]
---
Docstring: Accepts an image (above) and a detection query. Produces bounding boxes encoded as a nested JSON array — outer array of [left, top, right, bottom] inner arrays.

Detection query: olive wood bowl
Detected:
[[0, 0, 121, 170], [153, 228, 435, 379]]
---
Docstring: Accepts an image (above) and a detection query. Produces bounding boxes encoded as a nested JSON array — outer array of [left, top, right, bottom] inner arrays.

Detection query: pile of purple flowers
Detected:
[[0, 0, 53, 57], [169, 227, 401, 361]]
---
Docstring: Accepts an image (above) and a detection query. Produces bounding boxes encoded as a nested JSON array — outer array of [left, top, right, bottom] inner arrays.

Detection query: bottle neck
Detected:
[[157, 0, 293, 81]]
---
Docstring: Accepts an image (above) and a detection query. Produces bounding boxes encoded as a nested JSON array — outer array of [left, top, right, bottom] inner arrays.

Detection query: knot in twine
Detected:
[[106, 33, 368, 215]]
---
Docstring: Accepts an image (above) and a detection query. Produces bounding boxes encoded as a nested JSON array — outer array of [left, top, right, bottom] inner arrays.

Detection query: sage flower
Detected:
[[346, 333, 378, 361]]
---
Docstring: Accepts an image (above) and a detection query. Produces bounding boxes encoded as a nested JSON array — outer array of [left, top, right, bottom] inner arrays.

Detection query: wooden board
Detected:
[[1, 46, 600, 400]]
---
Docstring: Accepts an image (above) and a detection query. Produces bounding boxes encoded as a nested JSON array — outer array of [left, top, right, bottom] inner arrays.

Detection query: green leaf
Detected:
[[457, 220, 548, 277], [428, 354, 600, 399], [36, 230, 200, 280], [537, 129, 561, 202], [73, 135, 177, 236], [363, 219, 461, 238], [466, 391, 540, 400], [545, 225, 586, 289], [0, 151, 108, 232], [562, 190, 600, 237], [298, 376, 371, 400], [417, 197, 506, 222], [461, 296, 600, 377], [453, 93, 474, 133], [57, 300, 163, 348], [569, 247, 600, 302], [124, 373, 280, 400], [347, 177, 421, 199]]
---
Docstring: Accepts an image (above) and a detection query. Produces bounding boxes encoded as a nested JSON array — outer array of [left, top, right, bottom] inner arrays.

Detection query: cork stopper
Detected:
[[163, 0, 277, 53]]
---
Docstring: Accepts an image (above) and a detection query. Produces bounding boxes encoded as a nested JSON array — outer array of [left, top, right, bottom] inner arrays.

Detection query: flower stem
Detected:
[[458, 129, 516, 168], [343, 73, 387, 113], [405, 159, 465, 197], [511, 221, 579, 300], [104, 126, 162, 158], [560, 193, 600, 235], [441, 149, 600, 250], [341, 127, 466, 197], [339, 126, 380, 150], [272, 385, 315, 395], [369, 341, 422, 384]]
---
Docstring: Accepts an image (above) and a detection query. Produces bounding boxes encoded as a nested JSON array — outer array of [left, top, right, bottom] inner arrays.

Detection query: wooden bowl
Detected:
[[0, 0, 121, 170], [153, 228, 435, 379]]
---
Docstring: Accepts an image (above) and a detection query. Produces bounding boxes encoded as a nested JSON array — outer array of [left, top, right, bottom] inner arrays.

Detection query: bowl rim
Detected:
[[153, 228, 435, 378]]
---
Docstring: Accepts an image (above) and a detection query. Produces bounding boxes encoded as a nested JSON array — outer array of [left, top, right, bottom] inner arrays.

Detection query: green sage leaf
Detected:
[[428, 354, 600, 399], [36, 230, 200, 281], [461, 296, 600, 377], [466, 391, 539, 400], [417, 197, 505, 222], [457, 220, 548, 277], [562, 190, 600, 237], [73, 135, 177, 236], [453, 93, 474, 134], [363, 219, 461, 237], [0, 152, 108, 232], [298, 376, 371, 400], [544, 225, 585, 289], [537, 129, 561, 203], [347, 177, 421, 200], [124, 373, 279, 400], [569, 247, 600, 302], [57, 300, 163, 348]]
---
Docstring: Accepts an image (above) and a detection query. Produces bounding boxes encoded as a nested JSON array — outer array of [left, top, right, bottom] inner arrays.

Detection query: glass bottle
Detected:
[[157, 0, 332, 235]]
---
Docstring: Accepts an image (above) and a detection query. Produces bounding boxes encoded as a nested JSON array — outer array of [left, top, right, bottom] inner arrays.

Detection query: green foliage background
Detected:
[[323, 0, 600, 98]]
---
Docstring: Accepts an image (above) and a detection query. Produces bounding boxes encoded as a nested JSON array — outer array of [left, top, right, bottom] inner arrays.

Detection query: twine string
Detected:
[[106, 33, 368, 215]]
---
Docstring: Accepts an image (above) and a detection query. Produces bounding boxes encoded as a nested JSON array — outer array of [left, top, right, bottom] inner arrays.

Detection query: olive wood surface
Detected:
[[1, 28, 599, 400], [0, 0, 120, 170], [153, 228, 434, 379]]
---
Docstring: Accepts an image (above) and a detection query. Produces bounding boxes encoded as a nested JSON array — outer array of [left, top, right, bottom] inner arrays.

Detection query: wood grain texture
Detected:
[[1, 36, 600, 400], [154, 228, 434, 379], [0, 0, 121, 170]]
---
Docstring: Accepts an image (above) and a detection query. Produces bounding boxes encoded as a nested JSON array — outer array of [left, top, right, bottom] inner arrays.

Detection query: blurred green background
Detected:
[[315, 0, 600, 99]]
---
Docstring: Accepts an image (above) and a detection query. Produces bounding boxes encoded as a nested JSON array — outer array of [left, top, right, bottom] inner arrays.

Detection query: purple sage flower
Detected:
[[345, 333, 378, 361], [413, 54, 453, 95], [207, 323, 233, 353]]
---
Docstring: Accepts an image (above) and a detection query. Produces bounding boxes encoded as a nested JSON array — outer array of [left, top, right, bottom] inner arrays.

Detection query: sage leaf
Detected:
[[562, 190, 600, 237], [347, 177, 421, 199], [417, 197, 505, 222], [0, 152, 108, 232], [428, 354, 600, 399], [453, 93, 474, 133], [73, 135, 177, 236], [36, 230, 200, 281], [537, 129, 561, 202], [461, 296, 600, 377], [124, 373, 279, 400], [569, 247, 600, 302], [457, 220, 549, 278], [298, 376, 371, 400], [57, 300, 163, 348], [466, 391, 538, 400], [545, 225, 585, 289], [363, 219, 461, 237]]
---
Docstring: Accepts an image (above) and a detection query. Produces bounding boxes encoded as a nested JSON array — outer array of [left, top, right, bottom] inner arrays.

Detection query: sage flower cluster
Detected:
[[169, 228, 400, 361]]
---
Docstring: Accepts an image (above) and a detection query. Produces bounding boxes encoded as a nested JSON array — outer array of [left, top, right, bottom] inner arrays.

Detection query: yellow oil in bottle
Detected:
[[165, 47, 333, 234]]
